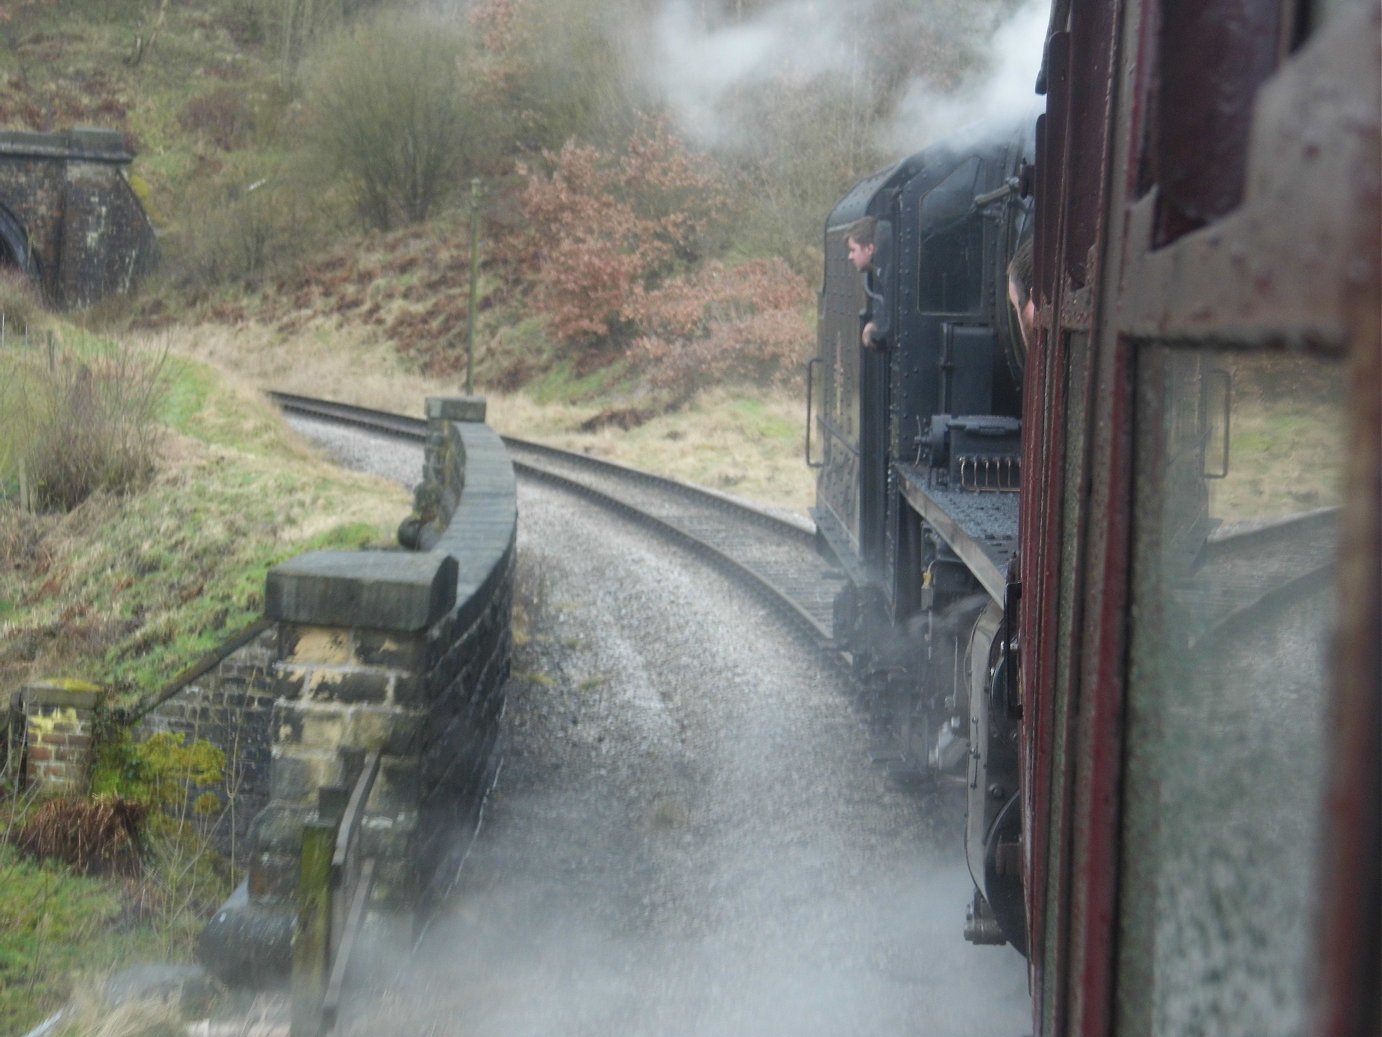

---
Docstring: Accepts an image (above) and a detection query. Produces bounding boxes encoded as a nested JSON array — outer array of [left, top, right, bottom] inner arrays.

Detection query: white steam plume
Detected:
[[645, 0, 873, 149], [644, 0, 1050, 156], [880, 0, 1048, 154]]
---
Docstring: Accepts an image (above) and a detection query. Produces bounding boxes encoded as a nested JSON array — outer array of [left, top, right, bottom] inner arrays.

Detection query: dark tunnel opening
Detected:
[[0, 203, 37, 278]]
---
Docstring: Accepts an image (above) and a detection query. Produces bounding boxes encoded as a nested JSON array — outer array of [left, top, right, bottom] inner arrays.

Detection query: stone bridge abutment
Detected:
[[0, 128, 157, 308]]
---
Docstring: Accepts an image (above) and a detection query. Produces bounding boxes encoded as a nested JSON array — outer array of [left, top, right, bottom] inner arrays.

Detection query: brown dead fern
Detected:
[[16, 795, 146, 876]]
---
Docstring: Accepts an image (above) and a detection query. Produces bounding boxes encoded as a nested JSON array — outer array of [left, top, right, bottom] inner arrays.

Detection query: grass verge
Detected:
[[0, 329, 409, 1033], [146, 320, 817, 514], [0, 840, 167, 1034], [0, 337, 409, 706]]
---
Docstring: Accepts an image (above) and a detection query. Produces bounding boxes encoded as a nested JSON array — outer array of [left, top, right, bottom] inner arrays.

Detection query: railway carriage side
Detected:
[[1023, 0, 1380, 1033], [806, 0, 1376, 1031]]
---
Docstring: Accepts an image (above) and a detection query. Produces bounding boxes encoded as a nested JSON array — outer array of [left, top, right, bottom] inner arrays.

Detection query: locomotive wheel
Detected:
[[982, 792, 1028, 957]]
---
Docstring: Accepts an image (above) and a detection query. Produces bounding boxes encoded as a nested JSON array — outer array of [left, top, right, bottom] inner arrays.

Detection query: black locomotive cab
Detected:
[[808, 122, 1032, 675]]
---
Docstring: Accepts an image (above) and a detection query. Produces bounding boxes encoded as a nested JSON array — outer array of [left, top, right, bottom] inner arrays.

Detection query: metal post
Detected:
[[466, 178, 481, 396]]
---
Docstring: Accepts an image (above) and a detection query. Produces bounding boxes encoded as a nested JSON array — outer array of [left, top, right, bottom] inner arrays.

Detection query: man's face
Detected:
[[847, 238, 875, 272], [1008, 277, 1036, 351]]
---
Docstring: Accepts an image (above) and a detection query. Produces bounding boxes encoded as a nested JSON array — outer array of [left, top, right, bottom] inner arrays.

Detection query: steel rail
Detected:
[[510, 452, 836, 649]]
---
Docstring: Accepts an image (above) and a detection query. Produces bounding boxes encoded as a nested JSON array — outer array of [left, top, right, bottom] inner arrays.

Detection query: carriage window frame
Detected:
[[1113, 337, 1346, 1037]]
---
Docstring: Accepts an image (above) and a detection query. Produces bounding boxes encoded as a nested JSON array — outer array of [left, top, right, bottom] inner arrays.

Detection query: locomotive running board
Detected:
[[894, 464, 1018, 606]]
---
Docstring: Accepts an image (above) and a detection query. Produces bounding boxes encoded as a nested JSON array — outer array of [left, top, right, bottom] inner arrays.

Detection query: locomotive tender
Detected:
[[808, 0, 1379, 1034]]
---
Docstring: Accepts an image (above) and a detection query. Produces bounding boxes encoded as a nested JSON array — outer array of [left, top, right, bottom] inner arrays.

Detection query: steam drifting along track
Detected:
[[269, 392, 846, 653]]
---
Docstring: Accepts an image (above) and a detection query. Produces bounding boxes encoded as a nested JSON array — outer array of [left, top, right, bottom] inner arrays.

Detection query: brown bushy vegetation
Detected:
[[17, 797, 146, 877], [2, 340, 167, 512], [178, 87, 255, 152], [515, 121, 725, 344], [629, 257, 813, 400]]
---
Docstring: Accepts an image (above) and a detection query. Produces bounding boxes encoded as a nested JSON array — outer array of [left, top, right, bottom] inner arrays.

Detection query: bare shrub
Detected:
[[16, 796, 147, 877], [5, 341, 168, 512], [628, 258, 813, 400], [303, 14, 495, 231], [90, 732, 231, 947], [466, 0, 643, 154], [178, 88, 255, 151], [169, 172, 323, 291]]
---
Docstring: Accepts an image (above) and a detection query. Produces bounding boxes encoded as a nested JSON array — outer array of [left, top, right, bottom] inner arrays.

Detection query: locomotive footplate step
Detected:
[[895, 463, 1018, 603]]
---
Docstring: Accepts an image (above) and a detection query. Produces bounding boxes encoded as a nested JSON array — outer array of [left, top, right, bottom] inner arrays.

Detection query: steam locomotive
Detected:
[[806, 118, 1033, 951], [807, 1, 1379, 1034]]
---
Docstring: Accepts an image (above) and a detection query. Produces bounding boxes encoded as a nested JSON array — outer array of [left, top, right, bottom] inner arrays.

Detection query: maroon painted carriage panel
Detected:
[[1024, 1, 1378, 1035]]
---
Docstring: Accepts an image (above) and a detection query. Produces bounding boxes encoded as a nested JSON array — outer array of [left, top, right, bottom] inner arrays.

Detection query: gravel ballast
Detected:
[[289, 417, 1030, 1036]]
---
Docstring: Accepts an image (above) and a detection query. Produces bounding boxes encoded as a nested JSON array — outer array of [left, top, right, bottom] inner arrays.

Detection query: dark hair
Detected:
[[844, 216, 877, 248], [1007, 236, 1035, 305]]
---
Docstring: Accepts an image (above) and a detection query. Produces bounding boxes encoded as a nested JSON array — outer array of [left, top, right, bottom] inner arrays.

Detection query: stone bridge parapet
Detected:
[[200, 396, 517, 988]]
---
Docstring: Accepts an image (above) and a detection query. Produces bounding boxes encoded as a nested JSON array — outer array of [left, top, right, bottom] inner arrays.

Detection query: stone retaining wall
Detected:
[[201, 396, 517, 987], [134, 627, 279, 860]]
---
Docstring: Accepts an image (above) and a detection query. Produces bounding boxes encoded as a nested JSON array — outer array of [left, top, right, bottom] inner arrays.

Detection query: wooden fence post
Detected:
[[292, 817, 337, 1037]]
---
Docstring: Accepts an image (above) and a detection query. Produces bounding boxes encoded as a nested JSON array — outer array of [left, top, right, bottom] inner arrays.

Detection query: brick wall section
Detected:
[[8, 680, 104, 795], [0, 129, 158, 308], [135, 628, 279, 860], [201, 396, 517, 988]]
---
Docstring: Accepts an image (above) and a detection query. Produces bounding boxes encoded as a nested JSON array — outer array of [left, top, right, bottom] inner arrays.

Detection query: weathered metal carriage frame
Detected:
[[1022, 2, 1380, 1034]]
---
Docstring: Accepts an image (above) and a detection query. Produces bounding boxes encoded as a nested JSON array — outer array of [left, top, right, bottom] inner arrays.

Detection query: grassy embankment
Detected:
[[0, 287, 814, 1034], [0, 318, 408, 1033], [0, 322, 812, 1034], [154, 317, 816, 512]]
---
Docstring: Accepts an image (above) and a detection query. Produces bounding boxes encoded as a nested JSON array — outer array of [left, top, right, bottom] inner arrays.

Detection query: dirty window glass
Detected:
[[1116, 346, 1345, 1036]]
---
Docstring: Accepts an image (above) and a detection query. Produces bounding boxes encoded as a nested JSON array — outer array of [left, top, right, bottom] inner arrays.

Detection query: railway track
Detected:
[[269, 391, 846, 655]]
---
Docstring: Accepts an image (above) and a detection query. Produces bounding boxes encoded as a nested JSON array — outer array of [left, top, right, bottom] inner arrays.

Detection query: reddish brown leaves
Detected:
[[515, 122, 725, 344]]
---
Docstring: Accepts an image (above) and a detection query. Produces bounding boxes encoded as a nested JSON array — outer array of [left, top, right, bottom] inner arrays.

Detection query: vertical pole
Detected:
[[466, 178, 481, 397], [282, 0, 299, 87], [292, 818, 336, 1037]]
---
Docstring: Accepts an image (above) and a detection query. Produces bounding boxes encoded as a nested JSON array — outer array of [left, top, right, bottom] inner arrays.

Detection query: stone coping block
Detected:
[[266, 551, 458, 632], [199, 880, 294, 989], [426, 395, 487, 423], [435, 422, 517, 568], [15, 679, 105, 711], [0, 128, 134, 163]]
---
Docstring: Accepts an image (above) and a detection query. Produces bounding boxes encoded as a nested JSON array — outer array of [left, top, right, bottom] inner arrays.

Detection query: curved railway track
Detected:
[[269, 391, 847, 657]]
